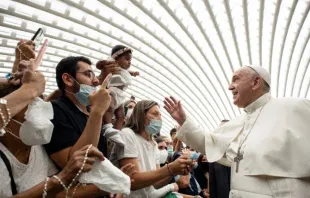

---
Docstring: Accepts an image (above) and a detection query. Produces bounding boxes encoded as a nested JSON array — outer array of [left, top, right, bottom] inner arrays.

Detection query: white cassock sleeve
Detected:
[[176, 118, 206, 153], [177, 116, 245, 163]]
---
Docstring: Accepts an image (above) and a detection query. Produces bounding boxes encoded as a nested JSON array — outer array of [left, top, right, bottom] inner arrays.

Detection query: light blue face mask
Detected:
[[167, 146, 174, 156], [74, 84, 96, 106], [190, 151, 200, 161], [145, 118, 162, 135], [66, 77, 96, 106]]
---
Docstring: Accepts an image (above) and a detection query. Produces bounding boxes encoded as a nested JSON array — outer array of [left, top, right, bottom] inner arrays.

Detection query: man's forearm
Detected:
[[69, 110, 104, 158]]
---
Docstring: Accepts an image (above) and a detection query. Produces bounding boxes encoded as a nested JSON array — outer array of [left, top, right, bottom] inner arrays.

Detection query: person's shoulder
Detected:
[[51, 96, 68, 108], [51, 97, 75, 117], [121, 127, 135, 134], [121, 127, 137, 139]]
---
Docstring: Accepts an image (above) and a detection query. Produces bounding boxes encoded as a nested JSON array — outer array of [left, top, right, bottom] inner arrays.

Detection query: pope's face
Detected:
[[228, 68, 255, 108]]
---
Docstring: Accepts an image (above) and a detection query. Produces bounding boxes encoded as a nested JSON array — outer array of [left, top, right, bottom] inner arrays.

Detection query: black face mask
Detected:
[[200, 162, 209, 171]]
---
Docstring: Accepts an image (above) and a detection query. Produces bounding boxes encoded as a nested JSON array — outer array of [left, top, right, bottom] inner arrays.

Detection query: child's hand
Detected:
[[129, 71, 139, 77]]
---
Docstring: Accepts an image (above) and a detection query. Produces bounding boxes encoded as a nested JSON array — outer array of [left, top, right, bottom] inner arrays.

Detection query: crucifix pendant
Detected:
[[234, 147, 243, 173]]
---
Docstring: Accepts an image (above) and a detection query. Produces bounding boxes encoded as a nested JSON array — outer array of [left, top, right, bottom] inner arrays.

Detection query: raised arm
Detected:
[[0, 69, 45, 128], [164, 96, 206, 153]]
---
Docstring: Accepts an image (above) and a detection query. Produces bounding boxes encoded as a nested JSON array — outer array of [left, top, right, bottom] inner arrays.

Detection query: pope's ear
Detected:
[[253, 76, 263, 89]]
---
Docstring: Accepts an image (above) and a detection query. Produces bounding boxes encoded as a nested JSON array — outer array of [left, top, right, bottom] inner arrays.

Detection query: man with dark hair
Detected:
[[44, 56, 112, 196], [55, 56, 92, 93]]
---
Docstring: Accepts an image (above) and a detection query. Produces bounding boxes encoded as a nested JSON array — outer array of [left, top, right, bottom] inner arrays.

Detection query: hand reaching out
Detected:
[[129, 71, 139, 77]]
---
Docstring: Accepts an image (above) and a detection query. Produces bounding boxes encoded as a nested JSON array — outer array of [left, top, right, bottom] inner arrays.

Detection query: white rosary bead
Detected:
[[72, 183, 81, 198], [67, 144, 92, 195], [42, 177, 49, 198], [0, 109, 7, 135], [42, 144, 92, 198], [53, 175, 68, 191], [0, 98, 11, 136]]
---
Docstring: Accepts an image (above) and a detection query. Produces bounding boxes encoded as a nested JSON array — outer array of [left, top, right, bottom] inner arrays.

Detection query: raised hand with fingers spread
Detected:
[[164, 96, 187, 126]]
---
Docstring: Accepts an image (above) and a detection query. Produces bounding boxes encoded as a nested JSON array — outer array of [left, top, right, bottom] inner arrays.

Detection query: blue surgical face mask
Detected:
[[190, 151, 199, 161], [65, 77, 96, 106], [74, 84, 96, 106], [167, 146, 174, 156], [145, 117, 162, 135]]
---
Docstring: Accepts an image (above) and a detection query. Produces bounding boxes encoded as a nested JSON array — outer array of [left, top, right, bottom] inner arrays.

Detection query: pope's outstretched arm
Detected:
[[164, 96, 206, 153]]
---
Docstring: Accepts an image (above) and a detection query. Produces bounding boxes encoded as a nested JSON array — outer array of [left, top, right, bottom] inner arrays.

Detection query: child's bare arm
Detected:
[[114, 104, 125, 130]]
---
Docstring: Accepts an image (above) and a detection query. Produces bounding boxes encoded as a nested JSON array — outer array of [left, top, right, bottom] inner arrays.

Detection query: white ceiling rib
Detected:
[[0, 0, 309, 136]]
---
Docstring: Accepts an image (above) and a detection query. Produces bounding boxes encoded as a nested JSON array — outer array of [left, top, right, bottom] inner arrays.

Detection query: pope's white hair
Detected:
[[241, 67, 271, 93]]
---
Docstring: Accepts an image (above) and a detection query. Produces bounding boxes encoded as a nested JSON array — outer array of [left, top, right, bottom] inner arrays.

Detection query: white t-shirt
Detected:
[[0, 143, 58, 197], [111, 127, 160, 198]]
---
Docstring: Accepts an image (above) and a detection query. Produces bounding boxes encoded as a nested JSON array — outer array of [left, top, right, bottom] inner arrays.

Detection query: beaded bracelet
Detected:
[[0, 98, 11, 136], [71, 183, 81, 198], [53, 175, 68, 191], [42, 177, 49, 198]]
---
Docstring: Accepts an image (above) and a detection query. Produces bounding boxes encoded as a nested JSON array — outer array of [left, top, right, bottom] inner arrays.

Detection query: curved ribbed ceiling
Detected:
[[0, 0, 310, 136]]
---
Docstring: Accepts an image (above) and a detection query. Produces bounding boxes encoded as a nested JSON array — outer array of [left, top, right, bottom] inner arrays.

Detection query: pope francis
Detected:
[[164, 65, 310, 198]]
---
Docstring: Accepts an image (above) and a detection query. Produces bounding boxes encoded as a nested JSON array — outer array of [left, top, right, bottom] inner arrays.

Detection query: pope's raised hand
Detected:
[[89, 74, 112, 114], [164, 96, 186, 126]]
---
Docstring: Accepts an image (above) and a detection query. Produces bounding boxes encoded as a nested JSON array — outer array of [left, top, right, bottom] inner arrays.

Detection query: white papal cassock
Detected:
[[177, 93, 310, 198]]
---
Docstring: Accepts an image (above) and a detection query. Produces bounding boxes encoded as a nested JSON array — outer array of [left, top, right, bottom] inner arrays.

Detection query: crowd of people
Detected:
[[1, 33, 309, 198], [0, 40, 212, 198]]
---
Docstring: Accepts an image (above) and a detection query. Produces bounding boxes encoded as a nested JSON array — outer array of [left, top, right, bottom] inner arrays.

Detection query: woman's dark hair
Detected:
[[56, 56, 91, 92], [155, 137, 165, 144], [197, 154, 209, 173]]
